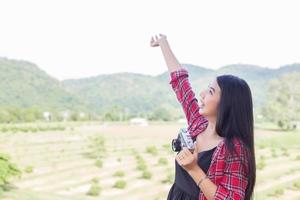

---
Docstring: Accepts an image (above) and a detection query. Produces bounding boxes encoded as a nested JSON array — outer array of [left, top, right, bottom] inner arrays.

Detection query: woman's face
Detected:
[[199, 78, 221, 117]]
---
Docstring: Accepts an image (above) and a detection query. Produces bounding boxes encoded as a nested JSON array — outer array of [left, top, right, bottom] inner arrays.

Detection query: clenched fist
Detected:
[[150, 33, 167, 47]]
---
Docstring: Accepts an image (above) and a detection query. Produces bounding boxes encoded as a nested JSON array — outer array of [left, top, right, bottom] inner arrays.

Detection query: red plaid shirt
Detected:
[[169, 67, 249, 200]]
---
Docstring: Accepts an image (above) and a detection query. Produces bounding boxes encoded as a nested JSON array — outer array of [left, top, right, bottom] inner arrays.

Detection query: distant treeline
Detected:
[[0, 57, 299, 130], [0, 105, 180, 123]]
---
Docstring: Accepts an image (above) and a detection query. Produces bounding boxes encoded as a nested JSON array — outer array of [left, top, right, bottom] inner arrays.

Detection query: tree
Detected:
[[262, 72, 300, 130], [149, 105, 173, 121]]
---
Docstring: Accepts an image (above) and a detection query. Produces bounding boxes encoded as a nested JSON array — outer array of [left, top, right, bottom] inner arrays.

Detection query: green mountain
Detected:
[[62, 72, 177, 116], [63, 63, 300, 116], [1, 57, 300, 119], [0, 57, 86, 112]]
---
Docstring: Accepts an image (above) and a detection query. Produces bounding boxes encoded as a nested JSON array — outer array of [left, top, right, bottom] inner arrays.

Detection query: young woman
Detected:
[[150, 34, 256, 200]]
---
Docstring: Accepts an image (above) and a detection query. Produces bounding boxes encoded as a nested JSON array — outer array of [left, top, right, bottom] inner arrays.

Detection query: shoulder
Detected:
[[218, 137, 247, 155], [218, 137, 249, 174]]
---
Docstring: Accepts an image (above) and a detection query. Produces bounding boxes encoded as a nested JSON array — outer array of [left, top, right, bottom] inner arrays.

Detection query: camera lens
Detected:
[[172, 138, 181, 152]]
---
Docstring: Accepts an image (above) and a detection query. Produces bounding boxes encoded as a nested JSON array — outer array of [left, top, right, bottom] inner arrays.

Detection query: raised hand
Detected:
[[150, 33, 167, 47]]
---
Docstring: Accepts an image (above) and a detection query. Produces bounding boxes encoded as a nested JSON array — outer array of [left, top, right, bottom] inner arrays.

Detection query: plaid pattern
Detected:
[[169, 67, 249, 200]]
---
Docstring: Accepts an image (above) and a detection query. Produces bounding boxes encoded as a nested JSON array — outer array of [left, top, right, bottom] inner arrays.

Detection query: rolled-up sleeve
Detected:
[[169, 67, 208, 138]]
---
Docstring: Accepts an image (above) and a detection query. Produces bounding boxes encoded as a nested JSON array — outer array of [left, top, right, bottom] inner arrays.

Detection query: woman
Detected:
[[150, 34, 256, 200]]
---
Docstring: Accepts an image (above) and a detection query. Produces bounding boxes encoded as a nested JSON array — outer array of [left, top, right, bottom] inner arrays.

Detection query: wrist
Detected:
[[159, 39, 169, 47], [188, 166, 207, 185], [188, 165, 202, 176]]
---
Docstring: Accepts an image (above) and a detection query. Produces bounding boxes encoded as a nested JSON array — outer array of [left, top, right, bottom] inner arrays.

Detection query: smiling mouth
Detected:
[[199, 99, 205, 108]]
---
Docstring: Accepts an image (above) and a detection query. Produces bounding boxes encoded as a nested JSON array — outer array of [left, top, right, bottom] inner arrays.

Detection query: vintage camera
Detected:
[[171, 128, 195, 152]]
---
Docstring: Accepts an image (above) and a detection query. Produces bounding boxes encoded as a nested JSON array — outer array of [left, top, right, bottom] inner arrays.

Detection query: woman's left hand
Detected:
[[175, 142, 199, 172]]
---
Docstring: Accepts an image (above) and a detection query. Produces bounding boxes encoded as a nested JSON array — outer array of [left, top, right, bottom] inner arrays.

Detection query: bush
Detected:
[[141, 170, 152, 179], [86, 183, 101, 196], [91, 177, 99, 184], [271, 149, 278, 158], [157, 157, 168, 165], [95, 159, 103, 168], [24, 166, 34, 173], [135, 154, 143, 161], [87, 135, 106, 159], [1, 127, 8, 133], [257, 143, 267, 149], [293, 181, 300, 190], [135, 155, 147, 171], [268, 188, 284, 197], [281, 147, 289, 156], [259, 155, 266, 161], [0, 153, 21, 186], [257, 161, 266, 170], [113, 170, 125, 177], [146, 146, 158, 156], [136, 158, 147, 171], [113, 180, 126, 189]]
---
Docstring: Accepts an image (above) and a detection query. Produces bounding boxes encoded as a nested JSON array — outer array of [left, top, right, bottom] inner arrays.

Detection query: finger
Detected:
[[160, 33, 166, 38], [194, 142, 198, 152], [176, 156, 182, 164], [180, 148, 187, 156], [182, 147, 191, 157], [193, 141, 198, 151], [176, 152, 183, 159], [179, 161, 184, 166], [177, 156, 184, 164], [178, 149, 185, 156], [193, 142, 198, 159]]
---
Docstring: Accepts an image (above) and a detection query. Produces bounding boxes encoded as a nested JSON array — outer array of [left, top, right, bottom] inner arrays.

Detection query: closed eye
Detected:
[[208, 84, 215, 94]]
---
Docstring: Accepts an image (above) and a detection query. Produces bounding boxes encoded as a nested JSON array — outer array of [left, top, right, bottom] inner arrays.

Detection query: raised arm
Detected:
[[150, 34, 208, 138], [169, 68, 208, 138], [152, 34, 181, 73]]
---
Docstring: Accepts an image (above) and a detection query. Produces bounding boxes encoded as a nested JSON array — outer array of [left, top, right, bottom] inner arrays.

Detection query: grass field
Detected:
[[0, 121, 299, 200]]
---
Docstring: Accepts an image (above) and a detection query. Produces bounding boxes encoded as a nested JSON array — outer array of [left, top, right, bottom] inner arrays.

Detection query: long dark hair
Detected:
[[215, 74, 256, 200]]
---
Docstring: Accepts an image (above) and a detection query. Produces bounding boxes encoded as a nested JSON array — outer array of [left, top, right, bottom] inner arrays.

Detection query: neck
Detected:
[[205, 116, 219, 138]]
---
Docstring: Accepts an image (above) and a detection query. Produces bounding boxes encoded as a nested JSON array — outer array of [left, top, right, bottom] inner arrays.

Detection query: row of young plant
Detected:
[[85, 143, 175, 197], [0, 124, 66, 133]]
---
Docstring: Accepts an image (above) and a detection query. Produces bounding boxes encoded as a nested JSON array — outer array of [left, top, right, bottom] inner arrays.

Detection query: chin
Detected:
[[199, 109, 207, 116]]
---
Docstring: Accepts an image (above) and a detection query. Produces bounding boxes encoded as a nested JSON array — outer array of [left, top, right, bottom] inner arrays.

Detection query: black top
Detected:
[[167, 146, 217, 200]]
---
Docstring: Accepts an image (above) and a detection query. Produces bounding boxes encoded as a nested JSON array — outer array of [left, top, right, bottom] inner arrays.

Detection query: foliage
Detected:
[[0, 153, 21, 187], [1, 57, 300, 123], [113, 180, 126, 189], [86, 182, 101, 196], [261, 72, 300, 130]]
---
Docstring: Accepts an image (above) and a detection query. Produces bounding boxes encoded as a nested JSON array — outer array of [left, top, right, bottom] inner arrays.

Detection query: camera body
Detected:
[[172, 128, 195, 152]]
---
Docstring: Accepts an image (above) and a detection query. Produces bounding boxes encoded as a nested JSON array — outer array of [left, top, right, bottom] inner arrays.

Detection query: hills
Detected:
[[0, 57, 299, 119], [0, 57, 86, 112]]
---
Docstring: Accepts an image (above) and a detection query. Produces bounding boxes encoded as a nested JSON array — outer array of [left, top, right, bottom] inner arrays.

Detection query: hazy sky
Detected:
[[0, 0, 299, 80]]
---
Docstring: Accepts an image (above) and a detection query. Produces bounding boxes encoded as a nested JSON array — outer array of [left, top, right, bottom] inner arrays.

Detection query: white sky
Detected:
[[0, 0, 299, 80]]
